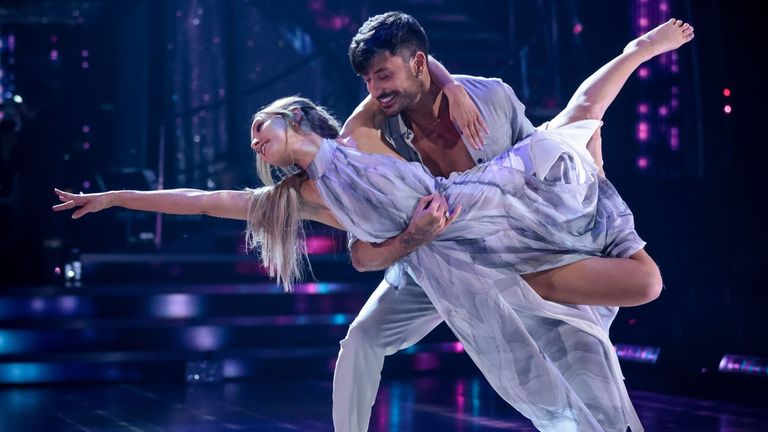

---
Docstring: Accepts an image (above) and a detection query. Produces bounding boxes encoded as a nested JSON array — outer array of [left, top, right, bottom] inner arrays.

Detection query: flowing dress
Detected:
[[307, 119, 645, 431]]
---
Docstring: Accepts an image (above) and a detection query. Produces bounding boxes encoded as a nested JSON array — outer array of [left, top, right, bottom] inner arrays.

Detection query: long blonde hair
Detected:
[[245, 96, 341, 292]]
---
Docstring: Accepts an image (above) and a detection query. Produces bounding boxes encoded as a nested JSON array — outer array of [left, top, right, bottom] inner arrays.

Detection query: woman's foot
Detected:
[[624, 18, 695, 60]]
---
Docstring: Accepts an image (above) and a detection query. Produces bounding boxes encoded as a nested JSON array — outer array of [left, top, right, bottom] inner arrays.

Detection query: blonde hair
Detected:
[[245, 96, 341, 292]]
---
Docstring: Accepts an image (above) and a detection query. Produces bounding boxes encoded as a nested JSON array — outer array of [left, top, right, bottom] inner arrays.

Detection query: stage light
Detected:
[[636, 156, 649, 170], [636, 121, 649, 141], [186, 360, 223, 383], [723, 88, 731, 97], [719, 354, 768, 376], [724, 105, 732, 114], [12, 95, 22, 103], [573, 23, 583, 35], [670, 127, 680, 151], [615, 344, 660, 364], [151, 294, 200, 319]]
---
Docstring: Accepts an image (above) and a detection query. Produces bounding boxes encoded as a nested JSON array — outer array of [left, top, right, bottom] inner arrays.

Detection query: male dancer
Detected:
[[332, 10, 675, 430], [332, 12, 535, 431]]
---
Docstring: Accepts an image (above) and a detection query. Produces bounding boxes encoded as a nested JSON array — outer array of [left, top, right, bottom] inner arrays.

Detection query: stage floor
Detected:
[[2, 376, 766, 431]]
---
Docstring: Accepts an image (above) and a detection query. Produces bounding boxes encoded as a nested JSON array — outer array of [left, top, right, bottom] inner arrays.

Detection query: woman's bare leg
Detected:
[[549, 18, 694, 129], [523, 250, 662, 307], [520, 20, 694, 306]]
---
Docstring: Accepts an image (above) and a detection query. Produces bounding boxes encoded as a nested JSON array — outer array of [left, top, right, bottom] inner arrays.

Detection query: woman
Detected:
[[55, 20, 693, 431]]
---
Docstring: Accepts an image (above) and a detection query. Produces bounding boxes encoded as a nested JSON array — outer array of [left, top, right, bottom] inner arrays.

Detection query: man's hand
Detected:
[[400, 194, 462, 250], [349, 194, 462, 271], [443, 82, 490, 150]]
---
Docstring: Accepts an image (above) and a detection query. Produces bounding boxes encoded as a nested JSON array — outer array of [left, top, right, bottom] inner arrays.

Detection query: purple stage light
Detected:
[[305, 235, 337, 255], [615, 344, 660, 364], [636, 156, 649, 170], [719, 354, 768, 376], [152, 294, 201, 319]]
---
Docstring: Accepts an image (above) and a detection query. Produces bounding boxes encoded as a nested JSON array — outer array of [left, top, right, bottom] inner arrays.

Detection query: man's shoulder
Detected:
[[454, 75, 508, 90]]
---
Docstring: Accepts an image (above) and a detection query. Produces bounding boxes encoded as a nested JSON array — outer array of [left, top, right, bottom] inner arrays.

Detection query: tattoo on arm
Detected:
[[398, 226, 432, 251]]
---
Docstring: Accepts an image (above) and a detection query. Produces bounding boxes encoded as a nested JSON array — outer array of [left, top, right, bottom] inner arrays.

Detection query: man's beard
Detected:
[[378, 76, 421, 116]]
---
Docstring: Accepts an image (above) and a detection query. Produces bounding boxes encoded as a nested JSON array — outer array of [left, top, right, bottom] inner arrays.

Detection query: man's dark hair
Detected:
[[348, 11, 429, 75]]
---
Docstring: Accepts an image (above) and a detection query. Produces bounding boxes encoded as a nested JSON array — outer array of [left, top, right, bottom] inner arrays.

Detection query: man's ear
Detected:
[[412, 51, 427, 76]]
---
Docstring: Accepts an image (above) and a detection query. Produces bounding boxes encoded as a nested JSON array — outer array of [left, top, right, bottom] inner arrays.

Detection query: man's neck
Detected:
[[403, 82, 444, 128]]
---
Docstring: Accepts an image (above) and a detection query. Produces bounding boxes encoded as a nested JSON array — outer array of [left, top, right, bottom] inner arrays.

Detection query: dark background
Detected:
[[0, 0, 765, 404]]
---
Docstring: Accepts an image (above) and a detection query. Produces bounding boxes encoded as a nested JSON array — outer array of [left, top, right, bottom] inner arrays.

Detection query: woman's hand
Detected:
[[443, 82, 490, 150], [52, 188, 114, 219]]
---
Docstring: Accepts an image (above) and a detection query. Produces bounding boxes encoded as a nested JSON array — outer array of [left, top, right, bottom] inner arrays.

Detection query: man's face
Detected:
[[361, 52, 423, 116]]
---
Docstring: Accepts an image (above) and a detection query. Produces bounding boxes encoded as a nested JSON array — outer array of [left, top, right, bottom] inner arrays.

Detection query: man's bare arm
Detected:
[[351, 194, 461, 271]]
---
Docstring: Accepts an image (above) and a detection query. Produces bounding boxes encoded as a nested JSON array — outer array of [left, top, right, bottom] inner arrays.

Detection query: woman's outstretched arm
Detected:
[[52, 188, 250, 220], [549, 18, 694, 129]]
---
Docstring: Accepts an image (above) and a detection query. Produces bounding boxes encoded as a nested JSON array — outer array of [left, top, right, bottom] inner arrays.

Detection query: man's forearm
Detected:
[[350, 229, 428, 271]]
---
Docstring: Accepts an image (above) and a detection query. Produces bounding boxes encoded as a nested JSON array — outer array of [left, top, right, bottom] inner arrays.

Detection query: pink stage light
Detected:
[[636, 156, 649, 170]]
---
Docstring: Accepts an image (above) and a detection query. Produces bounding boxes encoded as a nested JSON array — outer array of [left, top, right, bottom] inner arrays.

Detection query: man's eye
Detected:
[[255, 122, 263, 132]]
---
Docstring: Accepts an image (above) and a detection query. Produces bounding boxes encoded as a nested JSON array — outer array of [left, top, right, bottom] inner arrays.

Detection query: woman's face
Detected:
[[250, 114, 296, 167]]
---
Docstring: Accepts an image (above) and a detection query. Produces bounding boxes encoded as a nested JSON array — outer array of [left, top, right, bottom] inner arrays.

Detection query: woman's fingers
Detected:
[[71, 207, 90, 219], [52, 201, 77, 211]]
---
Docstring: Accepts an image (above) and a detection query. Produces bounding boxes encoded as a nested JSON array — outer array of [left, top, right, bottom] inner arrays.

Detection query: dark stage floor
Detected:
[[2, 376, 767, 431]]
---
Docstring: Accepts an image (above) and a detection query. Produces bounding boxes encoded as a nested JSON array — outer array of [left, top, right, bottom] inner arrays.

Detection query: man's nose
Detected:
[[367, 81, 379, 97]]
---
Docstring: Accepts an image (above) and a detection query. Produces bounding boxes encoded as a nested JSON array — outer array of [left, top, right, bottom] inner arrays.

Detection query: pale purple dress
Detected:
[[307, 119, 645, 431]]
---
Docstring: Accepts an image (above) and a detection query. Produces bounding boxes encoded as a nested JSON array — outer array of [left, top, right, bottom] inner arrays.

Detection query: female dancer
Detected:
[[55, 20, 693, 431]]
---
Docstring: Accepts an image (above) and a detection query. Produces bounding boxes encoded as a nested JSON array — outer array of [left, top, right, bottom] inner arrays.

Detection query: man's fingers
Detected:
[[425, 194, 443, 213], [445, 204, 462, 225], [418, 194, 435, 209], [434, 197, 447, 216]]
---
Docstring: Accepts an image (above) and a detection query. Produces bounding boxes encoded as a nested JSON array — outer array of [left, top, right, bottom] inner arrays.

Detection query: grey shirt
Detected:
[[348, 75, 535, 249], [382, 75, 535, 164]]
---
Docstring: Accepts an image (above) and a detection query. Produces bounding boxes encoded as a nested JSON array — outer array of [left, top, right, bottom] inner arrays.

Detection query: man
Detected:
[[333, 12, 535, 431], [332, 10, 672, 431]]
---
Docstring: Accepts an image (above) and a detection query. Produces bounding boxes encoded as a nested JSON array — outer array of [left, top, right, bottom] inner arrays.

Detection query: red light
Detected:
[[723, 88, 731, 97]]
